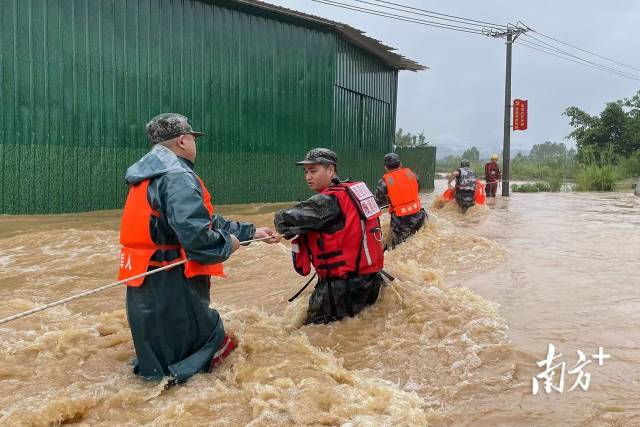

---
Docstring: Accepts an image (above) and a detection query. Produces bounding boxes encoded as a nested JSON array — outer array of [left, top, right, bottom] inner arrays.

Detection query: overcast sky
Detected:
[[268, 0, 640, 157]]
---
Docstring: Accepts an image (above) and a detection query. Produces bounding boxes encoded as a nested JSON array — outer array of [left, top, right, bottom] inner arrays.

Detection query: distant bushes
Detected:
[[575, 165, 617, 191], [617, 149, 640, 177], [574, 146, 618, 191], [510, 159, 576, 181], [547, 176, 563, 191], [512, 182, 554, 193], [564, 91, 640, 190], [436, 145, 639, 193]]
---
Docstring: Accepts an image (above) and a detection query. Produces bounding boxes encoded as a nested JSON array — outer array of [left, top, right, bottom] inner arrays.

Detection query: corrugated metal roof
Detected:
[[215, 0, 427, 71]]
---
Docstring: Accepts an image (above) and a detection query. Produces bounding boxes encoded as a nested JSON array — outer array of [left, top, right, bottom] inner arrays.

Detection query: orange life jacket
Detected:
[[118, 176, 224, 287], [441, 180, 486, 205], [383, 168, 421, 216], [292, 182, 384, 280], [442, 187, 455, 202], [474, 180, 486, 205]]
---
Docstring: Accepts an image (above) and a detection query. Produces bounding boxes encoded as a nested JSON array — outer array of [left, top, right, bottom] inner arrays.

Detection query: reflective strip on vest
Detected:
[[360, 220, 372, 266]]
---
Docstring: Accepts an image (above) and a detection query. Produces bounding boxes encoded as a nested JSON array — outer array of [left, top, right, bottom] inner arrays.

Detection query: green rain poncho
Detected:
[[123, 145, 255, 382]]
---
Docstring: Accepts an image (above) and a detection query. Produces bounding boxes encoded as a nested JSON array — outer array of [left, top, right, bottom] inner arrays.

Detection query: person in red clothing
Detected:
[[484, 154, 501, 197]]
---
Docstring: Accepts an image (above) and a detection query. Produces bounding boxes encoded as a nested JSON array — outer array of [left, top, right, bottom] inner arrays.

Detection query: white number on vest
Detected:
[[120, 252, 133, 271], [348, 182, 381, 219]]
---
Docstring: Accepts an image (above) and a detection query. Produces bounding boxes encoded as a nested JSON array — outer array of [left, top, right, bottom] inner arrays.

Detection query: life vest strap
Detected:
[[148, 257, 185, 268], [155, 244, 181, 251], [317, 250, 343, 260], [288, 272, 317, 303], [316, 261, 347, 270]]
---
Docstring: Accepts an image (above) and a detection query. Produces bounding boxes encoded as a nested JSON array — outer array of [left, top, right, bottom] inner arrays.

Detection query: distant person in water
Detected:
[[484, 154, 501, 197], [448, 159, 477, 211], [374, 153, 427, 249]]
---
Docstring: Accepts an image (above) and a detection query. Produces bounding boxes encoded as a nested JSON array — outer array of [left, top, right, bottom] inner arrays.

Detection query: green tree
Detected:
[[395, 128, 413, 147], [461, 146, 480, 161], [435, 154, 461, 173], [564, 92, 640, 160], [530, 141, 568, 161], [395, 129, 430, 147], [621, 92, 640, 155], [417, 132, 427, 146]]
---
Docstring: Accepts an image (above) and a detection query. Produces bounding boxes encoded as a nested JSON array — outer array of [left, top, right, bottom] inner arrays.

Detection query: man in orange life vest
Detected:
[[274, 148, 385, 324], [375, 153, 427, 249], [119, 113, 279, 382]]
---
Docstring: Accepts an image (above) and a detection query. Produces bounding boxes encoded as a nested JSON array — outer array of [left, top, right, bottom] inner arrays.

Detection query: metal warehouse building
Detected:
[[0, 0, 425, 214]]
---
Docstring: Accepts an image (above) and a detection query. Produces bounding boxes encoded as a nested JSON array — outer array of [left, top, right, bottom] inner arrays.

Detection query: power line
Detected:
[[354, 1, 640, 78], [523, 33, 640, 78], [303, 0, 638, 197], [516, 39, 640, 82], [519, 34, 640, 80], [310, 0, 486, 33], [528, 28, 640, 73], [517, 39, 634, 79], [308, 0, 487, 35], [368, 0, 507, 29], [350, 0, 505, 30], [306, 0, 640, 83]]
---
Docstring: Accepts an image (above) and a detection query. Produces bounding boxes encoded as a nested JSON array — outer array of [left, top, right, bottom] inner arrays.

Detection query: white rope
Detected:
[[0, 236, 275, 326]]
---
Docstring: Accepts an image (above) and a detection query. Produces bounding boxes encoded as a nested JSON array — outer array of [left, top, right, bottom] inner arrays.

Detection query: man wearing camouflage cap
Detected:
[[274, 148, 385, 324], [375, 153, 427, 249], [118, 113, 280, 382]]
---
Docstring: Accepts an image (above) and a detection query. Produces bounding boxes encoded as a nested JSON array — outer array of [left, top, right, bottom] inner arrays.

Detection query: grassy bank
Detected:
[[615, 177, 638, 193], [512, 182, 555, 193], [575, 164, 617, 191]]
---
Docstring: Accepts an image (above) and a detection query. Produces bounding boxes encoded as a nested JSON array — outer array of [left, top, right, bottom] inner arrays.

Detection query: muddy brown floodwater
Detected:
[[0, 182, 639, 426]]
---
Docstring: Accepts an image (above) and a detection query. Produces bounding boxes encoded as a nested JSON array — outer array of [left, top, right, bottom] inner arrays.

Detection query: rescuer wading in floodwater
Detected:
[[274, 148, 385, 324], [118, 113, 280, 382], [374, 152, 427, 249]]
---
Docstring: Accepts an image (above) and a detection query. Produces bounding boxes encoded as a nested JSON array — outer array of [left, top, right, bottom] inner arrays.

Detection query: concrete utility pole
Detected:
[[489, 26, 528, 196], [502, 31, 513, 196]]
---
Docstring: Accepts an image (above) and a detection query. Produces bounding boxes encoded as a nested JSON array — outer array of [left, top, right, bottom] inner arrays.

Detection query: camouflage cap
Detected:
[[145, 113, 205, 145], [384, 152, 401, 168], [296, 148, 338, 166]]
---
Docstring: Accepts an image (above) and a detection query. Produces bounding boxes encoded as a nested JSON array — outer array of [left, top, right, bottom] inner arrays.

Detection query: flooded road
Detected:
[[0, 182, 639, 426]]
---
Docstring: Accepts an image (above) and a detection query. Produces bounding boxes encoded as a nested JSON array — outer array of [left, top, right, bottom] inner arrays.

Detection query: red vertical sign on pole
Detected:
[[513, 99, 528, 130]]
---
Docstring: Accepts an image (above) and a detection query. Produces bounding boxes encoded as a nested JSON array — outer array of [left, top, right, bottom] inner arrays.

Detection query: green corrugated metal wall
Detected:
[[333, 38, 396, 187], [395, 146, 437, 190], [0, 0, 401, 214]]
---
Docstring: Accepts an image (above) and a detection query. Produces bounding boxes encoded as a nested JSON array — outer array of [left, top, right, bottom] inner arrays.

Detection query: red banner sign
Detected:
[[513, 99, 528, 131]]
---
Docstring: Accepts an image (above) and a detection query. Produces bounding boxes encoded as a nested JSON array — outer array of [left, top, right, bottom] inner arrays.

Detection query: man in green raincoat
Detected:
[[120, 113, 279, 382]]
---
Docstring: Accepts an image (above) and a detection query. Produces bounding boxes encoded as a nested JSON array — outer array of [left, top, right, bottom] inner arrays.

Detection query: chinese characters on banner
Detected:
[[532, 343, 610, 395], [513, 99, 528, 130]]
